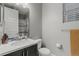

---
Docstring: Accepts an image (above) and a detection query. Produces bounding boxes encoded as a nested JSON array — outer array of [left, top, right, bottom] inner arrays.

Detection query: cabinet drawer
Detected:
[[4, 49, 23, 56]]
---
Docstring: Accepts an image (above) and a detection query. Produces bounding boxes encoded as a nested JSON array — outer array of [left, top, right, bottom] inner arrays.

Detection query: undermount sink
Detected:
[[10, 39, 34, 46]]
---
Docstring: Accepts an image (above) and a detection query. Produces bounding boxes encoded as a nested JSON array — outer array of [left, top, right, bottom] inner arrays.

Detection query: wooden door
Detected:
[[70, 30, 79, 56]]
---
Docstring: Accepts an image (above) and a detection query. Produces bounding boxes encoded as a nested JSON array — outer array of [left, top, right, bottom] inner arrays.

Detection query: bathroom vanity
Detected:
[[0, 39, 41, 56], [0, 4, 40, 56]]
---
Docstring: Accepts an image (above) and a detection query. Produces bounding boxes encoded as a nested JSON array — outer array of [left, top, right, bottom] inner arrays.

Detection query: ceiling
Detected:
[[3, 3, 29, 15]]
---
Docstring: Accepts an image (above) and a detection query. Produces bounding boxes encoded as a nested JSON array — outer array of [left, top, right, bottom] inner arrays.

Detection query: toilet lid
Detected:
[[39, 48, 51, 55]]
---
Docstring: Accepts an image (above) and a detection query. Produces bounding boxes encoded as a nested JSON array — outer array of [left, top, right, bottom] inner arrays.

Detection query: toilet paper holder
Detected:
[[56, 43, 63, 49]]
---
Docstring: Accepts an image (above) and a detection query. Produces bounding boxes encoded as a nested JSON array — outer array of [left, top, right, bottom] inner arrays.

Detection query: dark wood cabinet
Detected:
[[24, 44, 39, 56], [4, 44, 39, 56], [5, 49, 23, 56]]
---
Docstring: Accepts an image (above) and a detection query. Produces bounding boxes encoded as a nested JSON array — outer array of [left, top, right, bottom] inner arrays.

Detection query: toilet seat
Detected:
[[38, 48, 51, 56]]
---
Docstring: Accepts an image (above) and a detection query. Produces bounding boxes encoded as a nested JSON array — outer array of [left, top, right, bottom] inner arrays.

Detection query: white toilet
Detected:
[[37, 39, 54, 56], [38, 48, 52, 56]]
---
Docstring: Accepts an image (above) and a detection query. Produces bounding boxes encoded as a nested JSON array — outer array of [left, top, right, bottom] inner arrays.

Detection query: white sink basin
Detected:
[[10, 39, 34, 46]]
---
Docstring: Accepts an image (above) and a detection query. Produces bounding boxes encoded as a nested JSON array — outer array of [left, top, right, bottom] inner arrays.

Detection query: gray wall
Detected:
[[28, 3, 42, 39], [42, 3, 71, 56], [0, 26, 3, 44], [0, 6, 4, 44]]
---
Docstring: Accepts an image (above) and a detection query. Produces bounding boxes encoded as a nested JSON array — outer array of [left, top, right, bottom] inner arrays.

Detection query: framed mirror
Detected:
[[0, 3, 30, 41]]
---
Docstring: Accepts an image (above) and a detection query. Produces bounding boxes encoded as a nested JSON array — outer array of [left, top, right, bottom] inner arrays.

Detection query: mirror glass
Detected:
[[0, 3, 29, 40]]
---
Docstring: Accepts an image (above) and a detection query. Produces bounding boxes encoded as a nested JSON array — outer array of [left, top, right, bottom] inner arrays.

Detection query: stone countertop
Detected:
[[0, 38, 41, 56]]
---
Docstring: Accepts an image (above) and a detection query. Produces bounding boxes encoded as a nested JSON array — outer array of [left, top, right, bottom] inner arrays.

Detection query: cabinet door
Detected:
[[24, 44, 39, 56], [4, 49, 23, 56], [4, 7, 19, 38]]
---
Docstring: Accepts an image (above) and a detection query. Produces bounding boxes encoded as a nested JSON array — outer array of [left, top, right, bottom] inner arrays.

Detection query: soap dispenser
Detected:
[[1, 33, 8, 44]]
